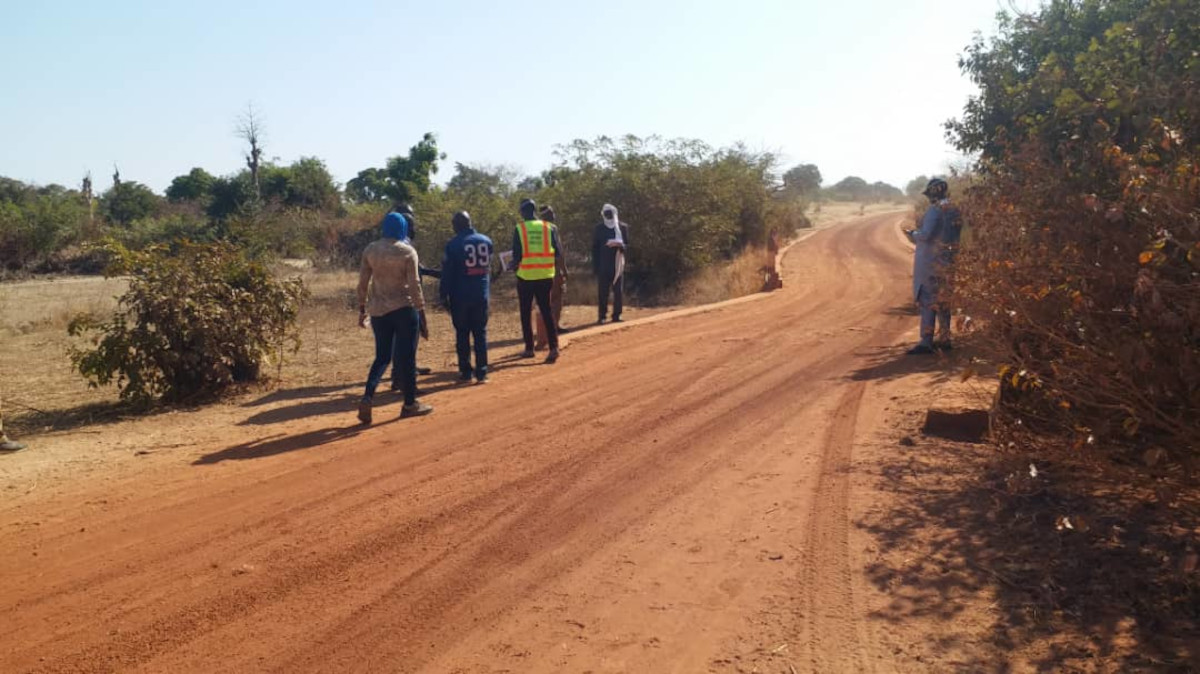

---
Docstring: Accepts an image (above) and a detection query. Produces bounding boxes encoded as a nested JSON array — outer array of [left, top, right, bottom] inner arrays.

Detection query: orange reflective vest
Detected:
[[516, 219, 557, 281]]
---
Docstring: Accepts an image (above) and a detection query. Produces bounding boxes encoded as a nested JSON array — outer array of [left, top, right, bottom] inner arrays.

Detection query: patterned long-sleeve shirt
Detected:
[[357, 238, 426, 316]]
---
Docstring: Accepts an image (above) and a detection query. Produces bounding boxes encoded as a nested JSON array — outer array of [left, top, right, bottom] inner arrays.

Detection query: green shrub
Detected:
[[535, 136, 805, 300], [101, 181, 162, 226], [0, 182, 90, 271], [113, 210, 218, 250], [68, 241, 308, 405]]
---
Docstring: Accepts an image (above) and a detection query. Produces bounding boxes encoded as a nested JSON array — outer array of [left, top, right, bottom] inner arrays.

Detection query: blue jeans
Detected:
[[451, 299, 489, 379], [365, 307, 419, 404], [918, 283, 951, 347]]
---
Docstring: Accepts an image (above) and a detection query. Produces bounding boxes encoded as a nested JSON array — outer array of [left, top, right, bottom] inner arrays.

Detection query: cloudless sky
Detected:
[[1, 0, 1015, 194]]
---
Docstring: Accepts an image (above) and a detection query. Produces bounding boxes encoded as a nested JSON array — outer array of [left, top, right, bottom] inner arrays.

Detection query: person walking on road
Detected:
[[385, 205, 437, 385], [904, 177, 962, 355], [356, 212, 433, 423], [440, 211, 493, 384], [535, 204, 568, 349], [388, 201, 436, 386], [512, 198, 561, 363], [593, 204, 629, 323]]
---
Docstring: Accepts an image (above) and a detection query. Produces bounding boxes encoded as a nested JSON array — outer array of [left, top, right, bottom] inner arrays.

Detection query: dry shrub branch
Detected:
[[956, 141, 1199, 461], [951, 0, 1200, 467]]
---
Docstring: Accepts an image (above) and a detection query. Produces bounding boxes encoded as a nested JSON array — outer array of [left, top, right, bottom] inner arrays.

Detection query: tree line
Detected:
[[0, 128, 838, 299]]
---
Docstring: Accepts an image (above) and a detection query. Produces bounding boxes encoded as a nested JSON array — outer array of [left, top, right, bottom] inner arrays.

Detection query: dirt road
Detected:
[[0, 212, 934, 673]]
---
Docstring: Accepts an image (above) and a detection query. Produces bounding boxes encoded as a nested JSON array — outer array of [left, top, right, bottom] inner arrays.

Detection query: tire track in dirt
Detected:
[[799, 380, 871, 673], [16, 319, 874, 673], [235, 312, 895, 672]]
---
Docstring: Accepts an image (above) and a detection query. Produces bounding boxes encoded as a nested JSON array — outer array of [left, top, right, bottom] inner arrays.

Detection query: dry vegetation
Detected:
[[670, 246, 774, 306], [0, 270, 676, 437], [0, 202, 888, 440], [808, 200, 907, 227], [2, 277, 128, 426]]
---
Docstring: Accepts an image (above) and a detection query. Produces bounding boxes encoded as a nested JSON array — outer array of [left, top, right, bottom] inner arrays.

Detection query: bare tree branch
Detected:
[[236, 103, 265, 200]]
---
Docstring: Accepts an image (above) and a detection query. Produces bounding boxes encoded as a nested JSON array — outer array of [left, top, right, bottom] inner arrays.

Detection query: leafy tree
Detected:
[[950, 0, 1200, 171], [0, 178, 89, 269], [0, 177, 31, 203], [383, 132, 443, 203], [112, 211, 218, 250], [283, 157, 339, 210], [534, 135, 796, 298], [166, 168, 216, 203], [346, 132, 444, 205], [345, 167, 390, 204], [517, 175, 545, 193], [446, 163, 520, 198], [260, 157, 339, 211], [827, 175, 870, 201], [782, 163, 822, 198], [68, 241, 307, 405], [438, 165, 523, 250], [207, 173, 257, 221], [101, 181, 162, 226], [905, 175, 930, 199], [869, 181, 904, 202], [259, 165, 289, 205]]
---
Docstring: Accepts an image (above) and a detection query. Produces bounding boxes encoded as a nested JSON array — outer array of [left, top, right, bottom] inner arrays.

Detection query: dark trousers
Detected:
[[365, 307, 419, 405], [598, 271, 623, 320], [392, 312, 424, 389], [518, 278, 557, 351], [917, 283, 952, 346], [451, 299, 489, 379]]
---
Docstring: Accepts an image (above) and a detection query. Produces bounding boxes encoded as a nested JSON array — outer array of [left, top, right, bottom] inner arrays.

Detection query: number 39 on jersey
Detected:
[[464, 242, 491, 275]]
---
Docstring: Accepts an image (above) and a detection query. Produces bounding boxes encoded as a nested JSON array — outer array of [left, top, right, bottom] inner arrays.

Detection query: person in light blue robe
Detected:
[[905, 178, 961, 355]]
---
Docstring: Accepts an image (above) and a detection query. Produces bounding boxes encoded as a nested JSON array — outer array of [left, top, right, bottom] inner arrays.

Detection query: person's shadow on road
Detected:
[[193, 419, 396, 465], [847, 344, 958, 384]]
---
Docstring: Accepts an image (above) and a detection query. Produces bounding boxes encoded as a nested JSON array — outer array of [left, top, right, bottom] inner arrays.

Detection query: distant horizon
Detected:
[[3, 0, 1010, 196]]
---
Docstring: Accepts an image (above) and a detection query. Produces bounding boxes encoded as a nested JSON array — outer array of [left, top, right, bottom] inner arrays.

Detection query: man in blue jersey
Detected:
[[440, 211, 494, 383]]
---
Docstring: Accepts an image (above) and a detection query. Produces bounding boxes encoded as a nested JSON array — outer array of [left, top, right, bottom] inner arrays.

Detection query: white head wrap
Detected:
[[602, 204, 623, 244], [601, 203, 625, 284]]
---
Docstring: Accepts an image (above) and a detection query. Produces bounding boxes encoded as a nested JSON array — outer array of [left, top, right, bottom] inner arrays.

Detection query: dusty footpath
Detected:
[[0, 213, 1000, 673]]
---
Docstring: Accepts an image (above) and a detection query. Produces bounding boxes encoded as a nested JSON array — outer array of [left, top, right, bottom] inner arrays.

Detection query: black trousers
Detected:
[[598, 270, 623, 320], [517, 278, 557, 351], [451, 299, 489, 378]]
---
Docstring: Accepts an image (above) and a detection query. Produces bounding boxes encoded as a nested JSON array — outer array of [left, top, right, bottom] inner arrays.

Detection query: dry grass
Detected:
[[0, 270, 669, 436], [1, 277, 130, 431], [561, 272, 599, 307], [808, 200, 909, 227], [0, 277, 126, 335], [669, 246, 774, 306]]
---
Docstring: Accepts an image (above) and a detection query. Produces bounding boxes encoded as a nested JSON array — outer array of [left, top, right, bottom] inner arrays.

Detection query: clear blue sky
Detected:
[[1, 0, 1013, 194]]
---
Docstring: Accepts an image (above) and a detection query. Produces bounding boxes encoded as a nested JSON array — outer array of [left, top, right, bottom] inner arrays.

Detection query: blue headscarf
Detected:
[[381, 212, 409, 240]]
